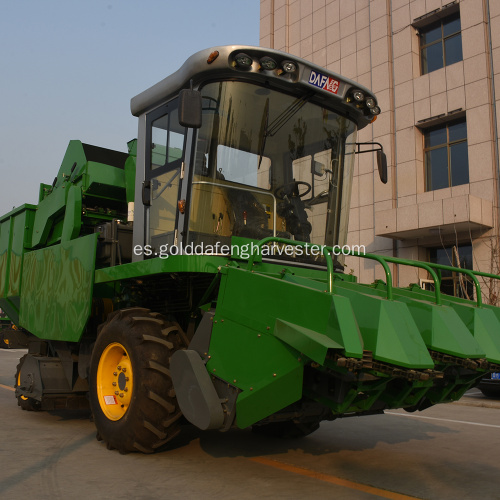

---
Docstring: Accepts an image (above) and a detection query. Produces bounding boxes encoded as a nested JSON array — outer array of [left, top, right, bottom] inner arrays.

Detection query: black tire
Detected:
[[15, 354, 41, 411], [252, 420, 320, 438], [89, 308, 187, 453], [0, 328, 9, 349], [480, 387, 500, 399]]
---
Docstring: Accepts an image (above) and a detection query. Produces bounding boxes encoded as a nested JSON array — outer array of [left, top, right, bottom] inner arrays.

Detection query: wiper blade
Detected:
[[257, 98, 270, 169]]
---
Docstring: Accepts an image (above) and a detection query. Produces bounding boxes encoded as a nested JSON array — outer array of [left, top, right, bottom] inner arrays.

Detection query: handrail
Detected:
[[424, 263, 492, 308], [428, 262, 482, 307], [246, 237, 335, 291], [348, 251, 442, 305], [246, 237, 500, 307], [246, 237, 442, 303]]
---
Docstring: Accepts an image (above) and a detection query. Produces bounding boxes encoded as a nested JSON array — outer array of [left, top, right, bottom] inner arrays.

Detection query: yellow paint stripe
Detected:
[[249, 457, 420, 500], [0, 383, 15, 392]]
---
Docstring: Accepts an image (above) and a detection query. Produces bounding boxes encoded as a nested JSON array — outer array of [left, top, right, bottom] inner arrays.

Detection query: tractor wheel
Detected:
[[252, 420, 320, 438], [479, 387, 500, 398], [15, 354, 41, 411], [0, 328, 9, 348], [89, 308, 187, 454]]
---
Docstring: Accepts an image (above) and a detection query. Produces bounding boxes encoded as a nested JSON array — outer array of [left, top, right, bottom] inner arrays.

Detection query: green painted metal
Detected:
[[273, 319, 343, 365], [61, 184, 83, 242], [227, 241, 500, 422], [0, 205, 36, 324], [333, 279, 485, 358], [330, 284, 435, 368], [31, 140, 130, 248], [206, 316, 304, 429], [94, 254, 226, 284], [393, 284, 500, 365], [19, 234, 97, 342]]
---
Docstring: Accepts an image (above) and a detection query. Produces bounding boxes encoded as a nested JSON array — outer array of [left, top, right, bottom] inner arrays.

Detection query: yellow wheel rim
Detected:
[[17, 368, 28, 400], [96, 342, 133, 421], [17, 370, 28, 400]]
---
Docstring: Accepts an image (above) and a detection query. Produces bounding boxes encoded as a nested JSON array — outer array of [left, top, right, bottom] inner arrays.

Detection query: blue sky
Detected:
[[0, 0, 260, 215]]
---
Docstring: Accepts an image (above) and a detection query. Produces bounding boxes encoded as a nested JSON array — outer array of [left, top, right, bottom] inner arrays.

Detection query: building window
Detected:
[[428, 244, 473, 299], [424, 118, 468, 191], [420, 12, 462, 74]]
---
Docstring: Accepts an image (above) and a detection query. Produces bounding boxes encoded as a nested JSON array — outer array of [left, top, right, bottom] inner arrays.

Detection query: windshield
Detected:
[[187, 80, 357, 264]]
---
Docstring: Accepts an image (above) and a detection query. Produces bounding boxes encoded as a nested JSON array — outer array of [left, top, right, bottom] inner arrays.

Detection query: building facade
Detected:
[[260, 0, 500, 303]]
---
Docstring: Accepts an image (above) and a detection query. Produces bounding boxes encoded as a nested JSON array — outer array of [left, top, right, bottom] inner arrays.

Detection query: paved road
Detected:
[[1, 348, 499, 500]]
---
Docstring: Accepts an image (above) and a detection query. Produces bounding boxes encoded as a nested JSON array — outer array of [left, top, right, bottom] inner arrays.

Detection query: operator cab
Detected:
[[131, 47, 382, 267]]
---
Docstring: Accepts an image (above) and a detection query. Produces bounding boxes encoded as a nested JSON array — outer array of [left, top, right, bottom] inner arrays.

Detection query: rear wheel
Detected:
[[480, 387, 500, 398], [15, 354, 41, 411], [0, 328, 9, 348], [89, 308, 187, 453]]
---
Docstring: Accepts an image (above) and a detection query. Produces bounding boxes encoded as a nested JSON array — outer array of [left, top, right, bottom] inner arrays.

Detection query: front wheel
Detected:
[[89, 308, 187, 453]]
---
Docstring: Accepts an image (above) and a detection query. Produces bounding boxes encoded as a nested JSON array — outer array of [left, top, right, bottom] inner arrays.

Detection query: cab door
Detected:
[[144, 100, 186, 254]]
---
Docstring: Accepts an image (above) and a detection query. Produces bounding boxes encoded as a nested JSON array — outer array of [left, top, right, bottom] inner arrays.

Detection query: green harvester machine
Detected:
[[2, 46, 500, 453]]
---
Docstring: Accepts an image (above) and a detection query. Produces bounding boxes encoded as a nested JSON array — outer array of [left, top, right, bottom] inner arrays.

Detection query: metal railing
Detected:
[[246, 236, 500, 307]]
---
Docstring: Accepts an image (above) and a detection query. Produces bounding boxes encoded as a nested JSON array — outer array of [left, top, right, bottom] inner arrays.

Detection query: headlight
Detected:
[[365, 97, 376, 109], [281, 60, 297, 73], [234, 53, 253, 68], [260, 56, 278, 70], [353, 90, 365, 102]]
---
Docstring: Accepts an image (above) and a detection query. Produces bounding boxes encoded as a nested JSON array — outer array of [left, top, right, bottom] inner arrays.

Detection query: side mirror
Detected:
[[179, 89, 202, 128], [377, 150, 388, 184]]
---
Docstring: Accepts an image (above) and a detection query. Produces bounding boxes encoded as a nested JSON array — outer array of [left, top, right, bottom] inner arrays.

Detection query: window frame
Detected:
[[145, 99, 186, 180], [419, 11, 462, 75], [423, 117, 468, 192], [427, 243, 474, 299]]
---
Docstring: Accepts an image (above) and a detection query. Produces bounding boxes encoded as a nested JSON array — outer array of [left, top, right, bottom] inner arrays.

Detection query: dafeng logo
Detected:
[[308, 70, 340, 94]]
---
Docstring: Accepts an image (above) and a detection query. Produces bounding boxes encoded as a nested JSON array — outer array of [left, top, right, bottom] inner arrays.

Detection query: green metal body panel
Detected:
[[94, 255, 225, 283], [19, 234, 97, 342], [356, 281, 500, 365], [208, 317, 304, 429], [282, 272, 434, 368], [334, 280, 486, 360], [0, 205, 36, 323], [274, 319, 344, 364]]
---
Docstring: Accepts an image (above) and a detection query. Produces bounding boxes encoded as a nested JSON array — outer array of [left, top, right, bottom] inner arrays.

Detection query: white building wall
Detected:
[[261, 0, 500, 298]]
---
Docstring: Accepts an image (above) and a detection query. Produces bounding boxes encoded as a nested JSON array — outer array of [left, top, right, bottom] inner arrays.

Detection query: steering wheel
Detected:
[[274, 181, 312, 200]]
